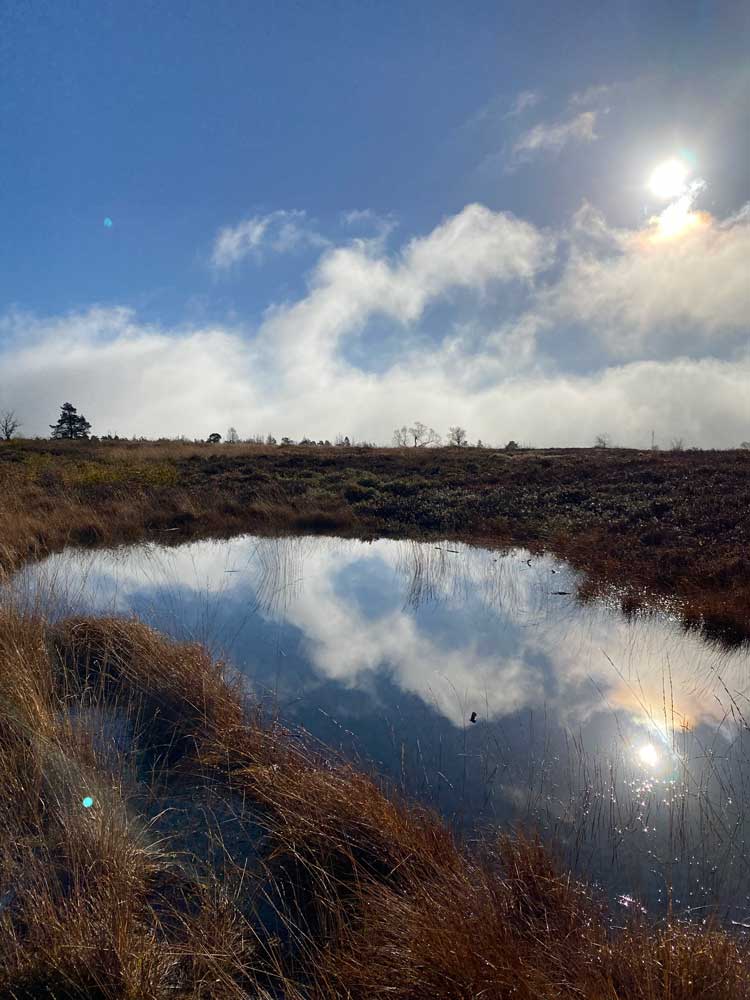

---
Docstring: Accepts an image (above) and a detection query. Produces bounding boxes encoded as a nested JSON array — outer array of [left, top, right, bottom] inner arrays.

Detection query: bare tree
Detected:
[[670, 437, 684, 451], [593, 433, 611, 448], [393, 426, 409, 447], [447, 426, 468, 447], [0, 410, 20, 441], [741, 441, 750, 450], [409, 421, 441, 447], [226, 426, 240, 444]]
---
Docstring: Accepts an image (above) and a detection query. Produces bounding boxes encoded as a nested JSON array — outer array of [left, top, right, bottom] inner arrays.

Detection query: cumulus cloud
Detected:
[[211, 209, 328, 270], [543, 199, 750, 355], [3, 304, 749, 447], [511, 110, 599, 163], [0, 308, 259, 438], [2, 200, 750, 447], [255, 203, 553, 373]]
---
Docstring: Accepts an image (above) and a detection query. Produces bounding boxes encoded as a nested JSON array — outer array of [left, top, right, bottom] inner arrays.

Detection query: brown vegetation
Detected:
[[1, 438, 749, 646], [1, 609, 749, 998]]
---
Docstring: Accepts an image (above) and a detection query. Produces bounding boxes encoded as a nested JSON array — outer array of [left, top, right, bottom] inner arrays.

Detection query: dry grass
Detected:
[[1, 608, 749, 998], [1, 438, 749, 647]]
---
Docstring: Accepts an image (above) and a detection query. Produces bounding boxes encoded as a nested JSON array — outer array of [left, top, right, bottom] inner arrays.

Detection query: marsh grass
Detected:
[[2, 438, 749, 648], [1, 603, 750, 998]]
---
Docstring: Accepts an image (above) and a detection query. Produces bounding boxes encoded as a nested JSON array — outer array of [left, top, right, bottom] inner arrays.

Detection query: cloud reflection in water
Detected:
[[10, 534, 750, 919]]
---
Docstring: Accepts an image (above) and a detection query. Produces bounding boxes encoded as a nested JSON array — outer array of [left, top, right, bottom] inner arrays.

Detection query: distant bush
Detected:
[[383, 478, 430, 496], [343, 483, 376, 503], [356, 474, 381, 488]]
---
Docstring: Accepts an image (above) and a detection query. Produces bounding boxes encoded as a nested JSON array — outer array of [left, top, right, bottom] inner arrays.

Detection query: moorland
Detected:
[[1, 437, 750, 998], [2, 438, 748, 645]]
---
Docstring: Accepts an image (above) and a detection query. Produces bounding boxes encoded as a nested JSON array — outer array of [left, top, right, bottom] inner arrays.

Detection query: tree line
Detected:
[[1, 403, 749, 451]]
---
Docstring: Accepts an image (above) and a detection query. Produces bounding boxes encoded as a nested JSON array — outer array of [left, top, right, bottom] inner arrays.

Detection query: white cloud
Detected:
[[0, 308, 259, 439], [211, 210, 328, 270], [255, 203, 553, 373], [511, 110, 599, 163], [468, 89, 542, 137], [544, 200, 750, 355], [340, 208, 396, 235], [212, 218, 269, 269], [505, 89, 542, 117], [3, 200, 750, 447], [3, 304, 749, 448]]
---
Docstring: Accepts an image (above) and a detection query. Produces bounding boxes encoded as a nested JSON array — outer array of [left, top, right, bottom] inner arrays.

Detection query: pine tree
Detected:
[[50, 402, 92, 440]]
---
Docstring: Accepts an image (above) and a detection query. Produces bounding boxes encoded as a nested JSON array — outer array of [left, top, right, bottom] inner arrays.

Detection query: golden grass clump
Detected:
[[1, 608, 750, 998]]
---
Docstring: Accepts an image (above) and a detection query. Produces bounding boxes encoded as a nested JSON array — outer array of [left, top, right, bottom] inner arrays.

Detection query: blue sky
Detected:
[[1, 0, 749, 445]]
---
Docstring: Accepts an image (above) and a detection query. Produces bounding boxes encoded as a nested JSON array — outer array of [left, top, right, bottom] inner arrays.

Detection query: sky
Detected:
[[1, 0, 749, 446]]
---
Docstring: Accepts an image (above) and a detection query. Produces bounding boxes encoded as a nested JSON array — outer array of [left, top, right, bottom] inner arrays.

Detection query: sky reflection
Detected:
[[10, 535, 750, 919]]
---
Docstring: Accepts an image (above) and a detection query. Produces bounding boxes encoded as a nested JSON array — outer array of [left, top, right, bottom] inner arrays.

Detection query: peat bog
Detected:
[[2, 439, 749, 647], [2, 439, 750, 998]]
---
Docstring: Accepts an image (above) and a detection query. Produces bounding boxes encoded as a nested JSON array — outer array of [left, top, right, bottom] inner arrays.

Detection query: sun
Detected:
[[637, 742, 659, 768], [648, 158, 690, 200]]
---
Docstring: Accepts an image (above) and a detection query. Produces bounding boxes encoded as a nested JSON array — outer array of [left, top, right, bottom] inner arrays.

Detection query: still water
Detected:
[[11, 534, 750, 923]]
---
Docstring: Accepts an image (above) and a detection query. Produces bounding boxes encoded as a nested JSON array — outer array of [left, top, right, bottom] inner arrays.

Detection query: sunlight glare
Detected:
[[648, 197, 705, 241], [637, 743, 659, 768], [648, 158, 689, 200]]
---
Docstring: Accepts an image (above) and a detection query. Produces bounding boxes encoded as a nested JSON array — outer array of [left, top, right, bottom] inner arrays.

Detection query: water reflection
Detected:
[[9, 535, 750, 921]]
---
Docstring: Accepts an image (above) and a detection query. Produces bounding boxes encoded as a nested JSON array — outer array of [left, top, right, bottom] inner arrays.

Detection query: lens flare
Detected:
[[103, 217, 113, 228], [82, 796, 94, 808], [648, 159, 690, 200]]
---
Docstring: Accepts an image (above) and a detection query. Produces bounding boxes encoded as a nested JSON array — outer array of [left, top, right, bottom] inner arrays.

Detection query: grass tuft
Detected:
[[1, 608, 749, 997]]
